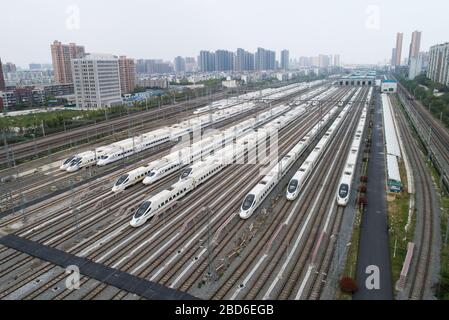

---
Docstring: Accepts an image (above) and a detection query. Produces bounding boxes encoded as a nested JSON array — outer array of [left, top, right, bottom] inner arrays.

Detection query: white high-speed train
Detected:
[[336, 88, 371, 206], [113, 104, 291, 192], [239, 89, 345, 219], [240, 171, 278, 219], [130, 178, 194, 227], [130, 124, 278, 227], [142, 137, 216, 185], [63, 151, 99, 172], [64, 81, 328, 174], [130, 144, 244, 227], [286, 88, 361, 201], [61, 99, 252, 172], [97, 129, 172, 166], [112, 165, 153, 192], [129, 86, 331, 227]]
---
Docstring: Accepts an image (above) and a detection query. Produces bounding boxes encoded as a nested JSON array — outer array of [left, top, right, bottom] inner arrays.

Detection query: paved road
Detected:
[[353, 92, 393, 300]]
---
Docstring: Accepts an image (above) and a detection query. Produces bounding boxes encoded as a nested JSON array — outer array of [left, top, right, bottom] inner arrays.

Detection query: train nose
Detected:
[[239, 210, 250, 219], [130, 219, 140, 227]]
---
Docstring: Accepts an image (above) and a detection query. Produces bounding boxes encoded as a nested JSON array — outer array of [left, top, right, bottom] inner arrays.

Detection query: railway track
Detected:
[[1, 81, 320, 168], [397, 81, 449, 169], [0, 90, 231, 167], [210, 88, 368, 300], [0, 82, 325, 223], [55, 88, 351, 300], [391, 94, 438, 300], [1, 84, 319, 212], [0, 85, 340, 300]]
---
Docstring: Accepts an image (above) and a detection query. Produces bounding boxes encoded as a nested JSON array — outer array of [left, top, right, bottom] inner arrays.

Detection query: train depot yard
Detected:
[[0, 73, 446, 304], [2, 3, 449, 315]]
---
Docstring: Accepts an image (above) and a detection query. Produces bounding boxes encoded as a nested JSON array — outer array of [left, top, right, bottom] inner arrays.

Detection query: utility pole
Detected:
[[41, 120, 46, 137], [17, 168, 27, 223], [2, 129, 13, 169], [205, 206, 212, 278]]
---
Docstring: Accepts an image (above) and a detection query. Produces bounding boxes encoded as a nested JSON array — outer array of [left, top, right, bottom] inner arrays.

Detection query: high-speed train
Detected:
[[130, 145, 244, 227], [240, 170, 278, 219], [239, 88, 350, 219], [130, 84, 333, 227], [63, 151, 99, 172], [112, 165, 154, 192], [130, 178, 194, 227], [336, 88, 371, 206], [97, 129, 172, 166], [141, 104, 291, 185], [142, 139, 214, 185], [286, 88, 361, 201], [239, 87, 350, 219], [113, 104, 291, 192], [64, 80, 328, 174], [130, 122, 283, 227], [60, 100, 245, 172]]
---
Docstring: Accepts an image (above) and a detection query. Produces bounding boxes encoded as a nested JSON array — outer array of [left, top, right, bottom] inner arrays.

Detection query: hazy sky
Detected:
[[2, 0, 448, 67]]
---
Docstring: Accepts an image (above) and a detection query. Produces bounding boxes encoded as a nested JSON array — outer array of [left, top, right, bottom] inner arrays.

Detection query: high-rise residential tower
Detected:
[[394, 33, 403, 66], [235, 48, 254, 71], [280, 49, 289, 70], [427, 43, 449, 87], [334, 54, 341, 67], [199, 51, 216, 72], [118, 56, 136, 94], [51, 40, 85, 84], [185, 57, 197, 72], [408, 31, 422, 63], [215, 50, 234, 71], [255, 47, 276, 71], [0, 58, 5, 91], [174, 56, 186, 73]]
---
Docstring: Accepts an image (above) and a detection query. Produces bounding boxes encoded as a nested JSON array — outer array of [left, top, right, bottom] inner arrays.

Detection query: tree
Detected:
[[340, 277, 358, 293]]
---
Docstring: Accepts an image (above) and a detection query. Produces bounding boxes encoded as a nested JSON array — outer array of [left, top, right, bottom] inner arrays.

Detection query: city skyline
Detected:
[[2, 0, 449, 67]]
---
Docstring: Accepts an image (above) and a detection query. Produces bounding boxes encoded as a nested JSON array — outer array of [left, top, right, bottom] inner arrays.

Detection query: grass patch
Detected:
[[338, 208, 362, 300]]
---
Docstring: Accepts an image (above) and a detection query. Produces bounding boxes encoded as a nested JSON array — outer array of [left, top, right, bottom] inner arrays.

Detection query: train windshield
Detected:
[[116, 174, 129, 186], [339, 184, 349, 198], [288, 179, 298, 193], [242, 194, 255, 210], [134, 201, 151, 219], [63, 156, 75, 165], [180, 168, 192, 179], [146, 171, 156, 177], [100, 155, 109, 160], [70, 157, 82, 166]]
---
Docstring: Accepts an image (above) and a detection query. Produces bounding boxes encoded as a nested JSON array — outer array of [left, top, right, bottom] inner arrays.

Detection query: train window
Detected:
[[63, 156, 76, 165], [115, 174, 129, 186]]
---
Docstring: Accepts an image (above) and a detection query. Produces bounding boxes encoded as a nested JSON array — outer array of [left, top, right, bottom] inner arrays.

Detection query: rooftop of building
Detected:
[[76, 53, 118, 60]]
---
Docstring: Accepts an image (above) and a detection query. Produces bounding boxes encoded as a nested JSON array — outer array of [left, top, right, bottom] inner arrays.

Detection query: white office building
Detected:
[[72, 54, 123, 109]]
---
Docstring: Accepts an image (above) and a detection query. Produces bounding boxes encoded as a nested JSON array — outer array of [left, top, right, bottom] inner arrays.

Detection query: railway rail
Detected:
[[391, 94, 438, 300], [0, 85, 348, 300]]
